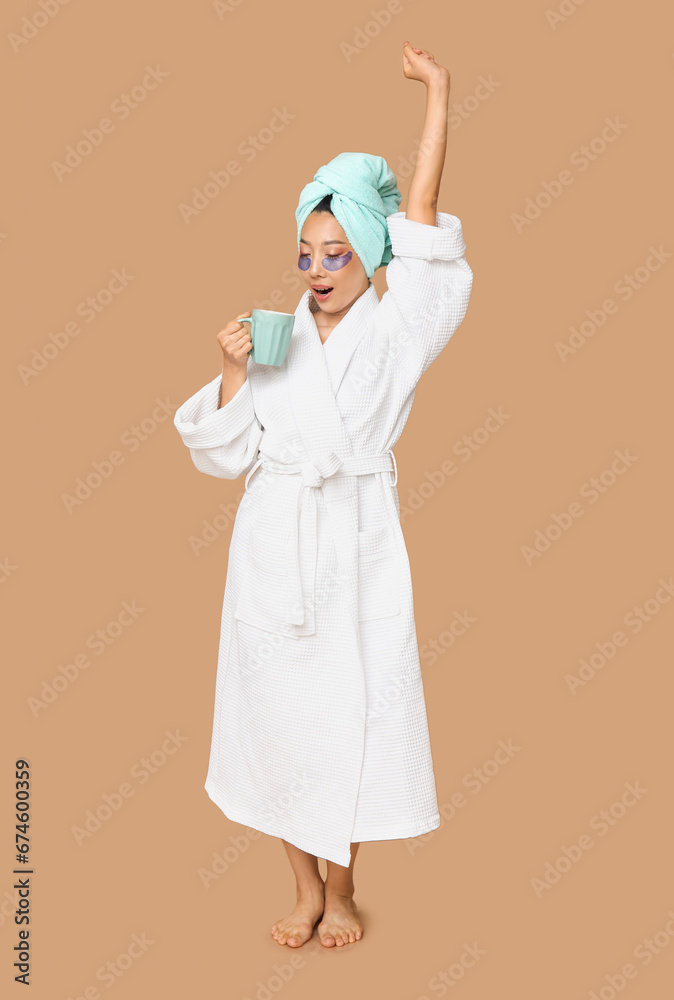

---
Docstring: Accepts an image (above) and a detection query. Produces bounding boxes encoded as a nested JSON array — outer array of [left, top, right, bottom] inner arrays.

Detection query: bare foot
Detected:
[[317, 892, 364, 947], [271, 882, 325, 947]]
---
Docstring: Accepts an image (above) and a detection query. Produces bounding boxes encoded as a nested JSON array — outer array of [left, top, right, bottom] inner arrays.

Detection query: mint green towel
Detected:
[[295, 152, 402, 278]]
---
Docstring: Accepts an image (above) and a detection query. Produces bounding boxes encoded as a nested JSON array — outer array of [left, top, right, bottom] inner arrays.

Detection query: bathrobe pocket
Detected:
[[357, 524, 402, 621], [234, 505, 294, 636]]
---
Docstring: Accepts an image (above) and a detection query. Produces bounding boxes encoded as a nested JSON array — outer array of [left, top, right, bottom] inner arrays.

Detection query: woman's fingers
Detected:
[[217, 313, 252, 338], [216, 313, 253, 367], [402, 41, 449, 86], [221, 329, 251, 350], [405, 40, 437, 60], [404, 41, 431, 56]]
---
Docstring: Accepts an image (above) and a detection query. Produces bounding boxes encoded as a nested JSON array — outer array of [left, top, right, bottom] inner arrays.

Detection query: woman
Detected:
[[174, 42, 473, 948]]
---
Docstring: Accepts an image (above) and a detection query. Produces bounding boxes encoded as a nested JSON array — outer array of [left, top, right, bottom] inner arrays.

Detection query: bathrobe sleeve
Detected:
[[173, 371, 263, 479], [379, 210, 473, 381]]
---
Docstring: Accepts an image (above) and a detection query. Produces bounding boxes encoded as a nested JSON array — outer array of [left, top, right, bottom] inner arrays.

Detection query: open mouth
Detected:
[[312, 286, 333, 299]]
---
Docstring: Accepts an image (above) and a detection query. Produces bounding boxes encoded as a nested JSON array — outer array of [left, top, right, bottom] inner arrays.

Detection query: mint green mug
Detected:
[[239, 309, 295, 366]]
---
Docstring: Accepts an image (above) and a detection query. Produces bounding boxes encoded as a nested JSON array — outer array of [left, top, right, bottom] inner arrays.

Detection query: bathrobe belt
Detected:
[[243, 450, 398, 628]]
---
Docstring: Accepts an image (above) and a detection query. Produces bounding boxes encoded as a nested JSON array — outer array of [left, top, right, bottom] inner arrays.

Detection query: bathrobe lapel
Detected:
[[320, 282, 380, 396], [286, 283, 379, 445], [283, 284, 379, 626]]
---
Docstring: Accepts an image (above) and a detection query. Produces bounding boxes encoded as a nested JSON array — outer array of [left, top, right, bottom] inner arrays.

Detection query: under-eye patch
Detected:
[[298, 251, 353, 271], [323, 251, 353, 271]]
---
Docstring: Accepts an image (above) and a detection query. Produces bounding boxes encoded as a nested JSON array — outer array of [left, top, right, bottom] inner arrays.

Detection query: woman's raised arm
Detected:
[[401, 42, 451, 226]]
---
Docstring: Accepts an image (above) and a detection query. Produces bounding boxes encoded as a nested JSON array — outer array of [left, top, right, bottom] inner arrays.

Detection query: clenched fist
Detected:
[[402, 42, 450, 90]]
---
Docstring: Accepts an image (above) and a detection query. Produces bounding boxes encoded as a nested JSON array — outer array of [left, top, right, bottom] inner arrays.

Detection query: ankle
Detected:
[[296, 877, 324, 900], [324, 885, 354, 901]]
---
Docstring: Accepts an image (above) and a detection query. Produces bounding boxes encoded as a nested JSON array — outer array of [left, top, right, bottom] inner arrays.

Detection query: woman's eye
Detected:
[[298, 250, 351, 271], [298, 252, 344, 259]]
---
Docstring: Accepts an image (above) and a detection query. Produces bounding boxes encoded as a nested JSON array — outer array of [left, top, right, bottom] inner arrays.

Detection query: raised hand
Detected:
[[402, 41, 450, 90]]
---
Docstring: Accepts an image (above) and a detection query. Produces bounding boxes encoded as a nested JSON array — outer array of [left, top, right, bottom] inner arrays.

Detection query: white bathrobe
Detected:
[[174, 210, 473, 867]]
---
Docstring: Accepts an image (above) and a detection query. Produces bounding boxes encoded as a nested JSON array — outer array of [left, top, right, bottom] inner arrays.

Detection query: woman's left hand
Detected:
[[402, 42, 450, 89]]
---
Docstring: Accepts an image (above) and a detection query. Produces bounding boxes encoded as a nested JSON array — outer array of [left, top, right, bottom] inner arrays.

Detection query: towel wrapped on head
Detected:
[[295, 152, 402, 279]]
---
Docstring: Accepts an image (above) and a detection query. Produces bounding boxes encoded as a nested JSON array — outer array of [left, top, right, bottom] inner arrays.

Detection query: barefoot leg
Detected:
[[318, 843, 364, 947], [271, 841, 325, 947]]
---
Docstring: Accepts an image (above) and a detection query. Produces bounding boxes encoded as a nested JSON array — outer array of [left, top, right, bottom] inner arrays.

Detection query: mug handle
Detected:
[[239, 315, 253, 343], [239, 316, 254, 359]]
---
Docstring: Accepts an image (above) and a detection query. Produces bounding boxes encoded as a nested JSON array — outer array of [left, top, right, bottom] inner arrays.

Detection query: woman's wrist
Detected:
[[427, 74, 450, 99], [219, 362, 247, 409]]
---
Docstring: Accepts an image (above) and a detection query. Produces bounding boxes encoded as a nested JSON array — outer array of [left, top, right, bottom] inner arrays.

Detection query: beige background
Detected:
[[3, 0, 674, 996]]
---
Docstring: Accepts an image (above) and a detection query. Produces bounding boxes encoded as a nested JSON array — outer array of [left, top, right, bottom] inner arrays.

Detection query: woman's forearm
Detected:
[[406, 79, 450, 226], [218, 363, 247, 408]]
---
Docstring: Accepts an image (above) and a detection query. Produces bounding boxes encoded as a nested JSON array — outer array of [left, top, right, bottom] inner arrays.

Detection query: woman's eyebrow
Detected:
[[299, 238, 348, 247]]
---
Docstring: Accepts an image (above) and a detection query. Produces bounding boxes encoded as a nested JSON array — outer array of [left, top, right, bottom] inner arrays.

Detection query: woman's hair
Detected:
[[313, 194, 333, 215]]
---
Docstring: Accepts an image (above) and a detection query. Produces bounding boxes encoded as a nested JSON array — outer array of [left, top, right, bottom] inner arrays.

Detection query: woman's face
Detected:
[[298, 211, 370, 316]]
